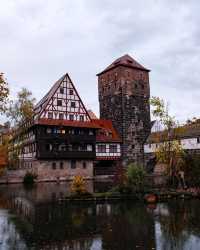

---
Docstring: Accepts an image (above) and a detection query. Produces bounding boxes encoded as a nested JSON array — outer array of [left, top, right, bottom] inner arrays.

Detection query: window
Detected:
[[135, 84, 138, 89], [89, 130, 94, 135], [57, 100, 62, 106], [58, 144, 67, 151], [69, 114, 74, 121], [87, 144, 93, 151], [141, 84, 144, 90], [48, 112, 53, 119], [132, 145, 135, 149], [69, 89, 73, 95], [60, 162, 64, 169], [80, 115, 84, 121], [52, 162, 56, 170], [59, 113, 63, 120], [46, 128, 52, 134], [61, 129, 65, 134], [71, 160, 76, 169], [197, 137, 200, 143], [71, 102, 76, 108], [109, 144, 118, 153], [97, 144, 106, 153], [60, 87, 64, 94], [68, 144, 72, 151], [83, 162, 87, 169]]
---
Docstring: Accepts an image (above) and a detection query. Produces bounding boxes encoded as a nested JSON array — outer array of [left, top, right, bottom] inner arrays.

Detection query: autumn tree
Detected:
[[150, 97, 185, 186], [0, 73, 9, 114], [7, 88, 36, 125]]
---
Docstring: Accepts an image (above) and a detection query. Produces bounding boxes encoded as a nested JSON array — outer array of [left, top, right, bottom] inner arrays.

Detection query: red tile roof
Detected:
[[92, 119, 121, 142], [36, 118, 101, 129], [97, 54, 150, 75]]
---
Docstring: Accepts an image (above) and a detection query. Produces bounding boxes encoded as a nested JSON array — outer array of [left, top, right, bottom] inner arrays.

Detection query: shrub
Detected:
[[71, 175, 87, 196], [126, 163, 146, 192], [23, 172, 37, 185]]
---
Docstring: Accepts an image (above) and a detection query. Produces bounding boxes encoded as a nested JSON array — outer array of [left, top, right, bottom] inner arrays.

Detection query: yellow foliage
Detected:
[[71, 175, 86, 195]]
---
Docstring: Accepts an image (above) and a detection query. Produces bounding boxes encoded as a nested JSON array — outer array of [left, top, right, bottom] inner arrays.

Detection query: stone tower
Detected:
[[97, 54, 151, 165]]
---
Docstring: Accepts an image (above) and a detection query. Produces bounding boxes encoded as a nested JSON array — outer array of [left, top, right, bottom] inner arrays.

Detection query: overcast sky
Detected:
[[0, 0, 199, 123]]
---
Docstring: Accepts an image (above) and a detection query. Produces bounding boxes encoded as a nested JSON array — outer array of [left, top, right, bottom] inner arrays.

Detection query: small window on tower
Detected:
[[69, 89, 73, 95], [57, 100, 62, 106], [59, 113, 63, 120], [71, 102, 76, 108], [48, 112, 53, 119], [69, 114, 74, 121], [60, 87, 64, 94]]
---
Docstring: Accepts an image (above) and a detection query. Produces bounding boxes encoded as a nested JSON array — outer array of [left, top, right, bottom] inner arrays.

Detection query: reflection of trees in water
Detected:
[[0, 210, 27, 250], [102, 202, 156, 250], [156, 200, 200, 250]]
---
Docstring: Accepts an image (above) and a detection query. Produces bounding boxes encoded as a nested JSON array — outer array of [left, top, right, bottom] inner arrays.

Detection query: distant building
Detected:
[[8, 73, 121, 182], [144, 121, 200, 171], [97, 54, 151, 165]]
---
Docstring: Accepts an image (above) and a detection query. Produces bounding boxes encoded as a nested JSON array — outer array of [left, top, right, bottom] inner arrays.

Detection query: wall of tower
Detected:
[[98, 65, 151, 165]]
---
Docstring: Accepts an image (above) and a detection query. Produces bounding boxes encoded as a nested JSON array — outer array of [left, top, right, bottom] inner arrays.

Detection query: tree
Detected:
[[0, 73, 9, 114], [7, 88, 36, 125], [126, 163, 146, 192], [150, 97, 185, 186]]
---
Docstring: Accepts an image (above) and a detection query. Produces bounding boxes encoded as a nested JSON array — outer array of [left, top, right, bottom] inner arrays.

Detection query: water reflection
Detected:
[[0, 183, 200, 249]]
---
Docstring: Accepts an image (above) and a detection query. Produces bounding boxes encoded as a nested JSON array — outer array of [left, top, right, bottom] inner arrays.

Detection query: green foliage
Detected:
[[23, 172, 37, 185], [150, 96, 175, 129], [7, 88, 36, 125], [0, 73, 9, 114], [126, 163, 146, 192], [150, 96, 186, 184]]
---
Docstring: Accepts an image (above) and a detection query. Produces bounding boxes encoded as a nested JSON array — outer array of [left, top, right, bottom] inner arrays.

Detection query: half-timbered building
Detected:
[[8, 73, 121, 182]]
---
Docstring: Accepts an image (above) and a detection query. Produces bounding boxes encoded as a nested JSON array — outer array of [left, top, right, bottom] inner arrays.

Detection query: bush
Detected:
[[23, 172, 37, 185], [126, 163, 146, 192], [71, 175, 87, 196]]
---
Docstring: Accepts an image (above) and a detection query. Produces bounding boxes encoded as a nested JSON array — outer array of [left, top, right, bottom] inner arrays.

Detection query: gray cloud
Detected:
[[0, 0, 199, 123]]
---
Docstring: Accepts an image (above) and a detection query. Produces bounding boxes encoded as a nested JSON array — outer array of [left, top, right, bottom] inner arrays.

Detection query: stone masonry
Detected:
[[97, 55, 151, 166]]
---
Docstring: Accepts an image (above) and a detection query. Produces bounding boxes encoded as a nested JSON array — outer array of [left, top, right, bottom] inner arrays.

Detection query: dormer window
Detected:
[[57, 100, 62, 106]]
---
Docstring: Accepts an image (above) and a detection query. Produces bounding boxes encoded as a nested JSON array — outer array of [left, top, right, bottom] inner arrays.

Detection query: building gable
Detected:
[[34, 74, 91, 122]]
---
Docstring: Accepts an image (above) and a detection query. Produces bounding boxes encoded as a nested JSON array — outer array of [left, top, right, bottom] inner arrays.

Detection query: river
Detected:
[[0, 182, 200, 250]]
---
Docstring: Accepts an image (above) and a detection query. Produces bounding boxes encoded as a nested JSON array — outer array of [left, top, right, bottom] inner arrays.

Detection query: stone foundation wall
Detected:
[[0, 160, 94, 183]]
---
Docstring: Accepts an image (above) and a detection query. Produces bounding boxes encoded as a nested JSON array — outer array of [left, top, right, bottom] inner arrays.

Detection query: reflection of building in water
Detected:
[[0, 183, 157, 250]]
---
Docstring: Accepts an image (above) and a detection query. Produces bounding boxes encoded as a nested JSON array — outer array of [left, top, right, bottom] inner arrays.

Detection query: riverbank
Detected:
[[58, 188, 200, 203]]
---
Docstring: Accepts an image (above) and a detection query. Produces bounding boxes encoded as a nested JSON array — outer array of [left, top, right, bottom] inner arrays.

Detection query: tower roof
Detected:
[[97, 54, 150, 76]]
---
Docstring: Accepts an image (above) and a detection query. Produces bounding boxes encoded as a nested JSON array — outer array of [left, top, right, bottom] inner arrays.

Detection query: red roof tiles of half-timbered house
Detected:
[[92, 119, 122, 143]]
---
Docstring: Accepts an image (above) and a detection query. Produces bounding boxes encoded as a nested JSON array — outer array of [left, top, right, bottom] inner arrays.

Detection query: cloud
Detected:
[[0, 0, 199, 123]]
